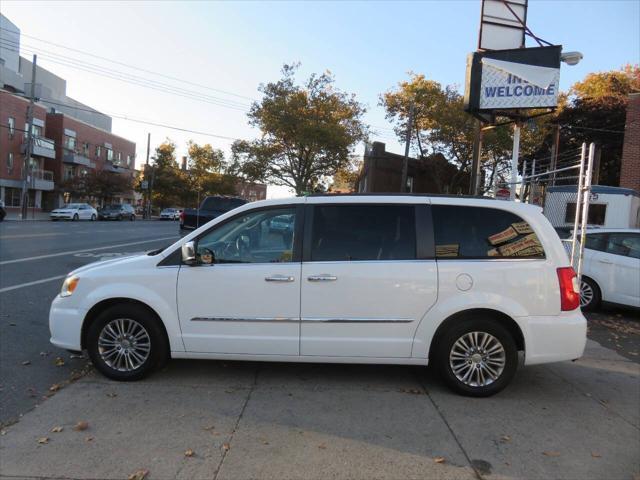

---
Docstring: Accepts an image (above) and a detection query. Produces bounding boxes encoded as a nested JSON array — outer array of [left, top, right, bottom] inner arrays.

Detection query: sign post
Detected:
[[510, 123, 520, 200]]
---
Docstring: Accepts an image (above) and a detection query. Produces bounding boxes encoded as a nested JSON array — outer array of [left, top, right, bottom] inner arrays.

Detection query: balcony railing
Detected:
[[29, 136, 57, 159], [63, 150, 93, 167]]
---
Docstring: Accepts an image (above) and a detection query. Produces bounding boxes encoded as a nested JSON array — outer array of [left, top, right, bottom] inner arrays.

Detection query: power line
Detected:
[[0, 31, 256, 102]]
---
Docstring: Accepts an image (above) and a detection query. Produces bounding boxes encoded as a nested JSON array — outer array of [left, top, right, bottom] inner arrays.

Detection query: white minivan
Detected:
[[50, 195, 586, 396]]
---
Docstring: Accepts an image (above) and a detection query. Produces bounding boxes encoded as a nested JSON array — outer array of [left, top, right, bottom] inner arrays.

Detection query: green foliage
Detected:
[[61, 169, 133, 206], [231, 64, 368, 195]]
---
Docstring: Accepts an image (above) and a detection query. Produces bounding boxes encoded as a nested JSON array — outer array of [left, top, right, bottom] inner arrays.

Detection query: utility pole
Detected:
[[21, 55, 37, 220], [510, 121, 521, 201], [145, 133, 151, 219], [400, 102, 415, 193], [469, 119, 484, 195], [549, 124, 560, 186]]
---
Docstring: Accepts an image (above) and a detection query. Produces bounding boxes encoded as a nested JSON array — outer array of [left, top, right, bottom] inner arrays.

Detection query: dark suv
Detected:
[[99, 204, 136, 221]]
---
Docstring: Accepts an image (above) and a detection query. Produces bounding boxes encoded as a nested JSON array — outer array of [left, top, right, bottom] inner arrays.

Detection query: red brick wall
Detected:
[[0, 90, 48, 181], [620, 93, 640, 192]]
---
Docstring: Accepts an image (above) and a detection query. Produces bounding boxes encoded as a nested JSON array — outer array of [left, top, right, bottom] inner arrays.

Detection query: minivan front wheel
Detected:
[[436, 318, 518, 397], [86, 304, 168, 381]]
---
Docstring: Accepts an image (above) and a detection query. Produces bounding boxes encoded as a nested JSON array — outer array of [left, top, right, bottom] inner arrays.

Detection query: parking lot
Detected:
[[0, 220, 639, 480]]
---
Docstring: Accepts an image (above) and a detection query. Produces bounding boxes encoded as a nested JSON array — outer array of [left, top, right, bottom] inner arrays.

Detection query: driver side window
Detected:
[[197, 207, 297, 264]]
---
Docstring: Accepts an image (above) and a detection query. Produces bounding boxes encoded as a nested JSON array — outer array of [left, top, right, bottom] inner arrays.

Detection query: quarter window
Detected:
[[310, 205, 416, 261], [432, 205, 545, 259], [197, 207, 297, 264]]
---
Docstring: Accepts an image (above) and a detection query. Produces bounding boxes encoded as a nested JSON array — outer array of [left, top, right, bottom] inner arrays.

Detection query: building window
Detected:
[[7, 152, 14, 174], [4, 187, 23, 207], [106, 148, 113, 162], [565, 202, 607, 226], [83, 142, 90, 155], [116, 152, 122, 165], [8, 117, 15, 138], [64, 134, 76, 150], [95, 145, 102, 158], [64, 165, 75, 180], [26, 124, 43, 137], [126, 155, 132, 168]]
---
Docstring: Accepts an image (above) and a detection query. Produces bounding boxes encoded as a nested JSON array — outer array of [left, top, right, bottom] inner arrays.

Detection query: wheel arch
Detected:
[[428, 308, 525, 362], [81, 297, 170, 355]]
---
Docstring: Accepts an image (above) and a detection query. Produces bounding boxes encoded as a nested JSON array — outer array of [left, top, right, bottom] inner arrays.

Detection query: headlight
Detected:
[[60, 276, 79, 297]]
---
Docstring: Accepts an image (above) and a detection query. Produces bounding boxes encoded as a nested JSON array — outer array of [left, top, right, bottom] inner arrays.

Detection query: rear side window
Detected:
[[432, 205, 545, 259], [584, 233, 607, 252], [310, 205, 416, 261]]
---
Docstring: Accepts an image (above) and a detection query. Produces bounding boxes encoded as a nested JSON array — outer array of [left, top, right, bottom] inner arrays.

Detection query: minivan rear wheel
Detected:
[[86, 304, 168, 381], [436, 318, 518, 397]]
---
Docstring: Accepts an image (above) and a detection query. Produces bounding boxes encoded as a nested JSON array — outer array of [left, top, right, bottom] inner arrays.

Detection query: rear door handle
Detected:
[[265, 275, 295, 282], [308, 274, 337, 282], [597, 259, 613, 265]]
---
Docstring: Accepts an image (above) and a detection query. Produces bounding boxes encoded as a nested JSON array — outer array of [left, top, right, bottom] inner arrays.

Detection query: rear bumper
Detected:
[[521, 310, 587, 365], [49, 295, 86, 351]]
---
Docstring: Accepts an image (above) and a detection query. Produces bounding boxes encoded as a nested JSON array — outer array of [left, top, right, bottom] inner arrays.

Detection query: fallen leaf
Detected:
[[37, 437, 49, 444], [40, 351, 50, 357], [262, 440, 269, 445], [49, 384, 61, 392], [184, 449, 194, 457], [0, 429, 7, 436], [203, 425, 215, 431], [85, 436, 94, 442], [222, 443, 230, 452], [22, 361, 31, 366], [434, 456, 446, 464], [318, 444, 327, 450], [500, 435, 511, 443], [128, 469, 149, 480], [106, 392, 118, 398], [54, 357, 65, 367], [51, 426, 63, 433], [73, 421, 89, 431], [543, 451, 561, 457], [591, 452, 601, 458]]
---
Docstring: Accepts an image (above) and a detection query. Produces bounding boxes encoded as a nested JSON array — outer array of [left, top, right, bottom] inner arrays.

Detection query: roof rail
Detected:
[[306, 192, 493, 199]]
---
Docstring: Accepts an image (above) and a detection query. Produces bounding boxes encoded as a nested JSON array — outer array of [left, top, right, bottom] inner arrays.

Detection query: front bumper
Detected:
[[521, 310, 587, 365], [49, 295, 86, 351], [50, 213, 73, 219]]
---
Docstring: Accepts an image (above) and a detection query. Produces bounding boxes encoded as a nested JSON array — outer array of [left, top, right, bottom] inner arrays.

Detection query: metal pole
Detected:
[[400, 102, 414, 193], [550, 124, 560, 186], [21, 55, 37, 220], [570, 143, 587, 265], [470, 119, 483, 195], [576, 143, 595, 281], [529, 158, 536, 204], [510, 122, 521, 201], [522, 160, 527, 202], [145, 133, 151, 219]]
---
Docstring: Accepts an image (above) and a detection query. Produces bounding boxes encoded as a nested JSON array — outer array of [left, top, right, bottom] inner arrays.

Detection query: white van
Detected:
[[50, 195, 586, 396]]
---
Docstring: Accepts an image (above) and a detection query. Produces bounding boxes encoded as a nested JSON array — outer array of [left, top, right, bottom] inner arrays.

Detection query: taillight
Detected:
[[557, 267, 580, 311]]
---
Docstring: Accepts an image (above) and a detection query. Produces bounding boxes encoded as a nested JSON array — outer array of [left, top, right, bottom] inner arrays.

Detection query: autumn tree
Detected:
[[86, 169, 133, 206], [231, 64, 368, 195], [145, 141, 183, 208], [183, 142, 236, 205]]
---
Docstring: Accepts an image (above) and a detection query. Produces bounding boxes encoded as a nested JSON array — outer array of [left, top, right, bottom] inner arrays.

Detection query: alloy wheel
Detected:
[[580, 280, 594, 308], [98, 318, 151, 372], [449, 331, 506, 387]]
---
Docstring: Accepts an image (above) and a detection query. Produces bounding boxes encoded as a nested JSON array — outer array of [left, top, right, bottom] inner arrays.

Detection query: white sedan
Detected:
[[50, 203, 98, 221], [579, 228, 640, 310], [160, 208, 182, 220]]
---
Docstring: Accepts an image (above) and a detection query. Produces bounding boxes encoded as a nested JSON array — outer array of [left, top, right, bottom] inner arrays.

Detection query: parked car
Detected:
[[180, 196, 246, 231], [160, 208, 182, 220], [577, 228, 640, 311], [49, 195, 586, 397], [50, 203, 98, 221], [98, 204, 136, 221], [0, 199, 5, 222]]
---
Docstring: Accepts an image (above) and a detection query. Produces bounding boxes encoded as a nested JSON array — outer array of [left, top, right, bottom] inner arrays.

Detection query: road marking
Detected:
[[0, 233, 68, 239], [0, 274, 67, 294], [0, 236, 179, 266]]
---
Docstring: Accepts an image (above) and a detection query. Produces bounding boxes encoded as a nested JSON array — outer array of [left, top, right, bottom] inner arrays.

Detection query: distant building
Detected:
[[355, 142, 470, 194], [235, 181, 267, 202], [0, 14, 136, 213]]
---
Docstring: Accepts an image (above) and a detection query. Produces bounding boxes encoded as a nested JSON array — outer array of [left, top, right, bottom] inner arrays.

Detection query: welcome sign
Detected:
[[464, 45, 562, 118], [479, 58, 560, 109]]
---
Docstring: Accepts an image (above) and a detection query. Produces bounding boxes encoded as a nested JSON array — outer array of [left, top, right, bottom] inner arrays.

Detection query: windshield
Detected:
[[63, 204, 82, 209], [103, 205, 122, 211]]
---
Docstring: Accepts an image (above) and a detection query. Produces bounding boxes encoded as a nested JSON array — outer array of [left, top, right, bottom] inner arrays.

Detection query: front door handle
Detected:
[[597, 259, 613, 265], [308, 274, 337, 282], [265, 275, 295, 283]]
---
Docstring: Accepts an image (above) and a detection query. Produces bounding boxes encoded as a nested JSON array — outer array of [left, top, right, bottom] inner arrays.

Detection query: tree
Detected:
[[184, 141, 236, 206], [231, 64, 368, 195], [147, 141, 183, 208], [85, 169, 133, 206]]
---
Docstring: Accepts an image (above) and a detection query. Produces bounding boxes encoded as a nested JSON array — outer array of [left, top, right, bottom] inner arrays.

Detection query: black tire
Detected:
[[130, 214, 135, 221], [85, 304, 169, 381], [91, 214, 96, 221], [73, 214, 79, 221], [117, 214, 123, 221], [435, 316, 518, 397], [580, 276, 601, 312]]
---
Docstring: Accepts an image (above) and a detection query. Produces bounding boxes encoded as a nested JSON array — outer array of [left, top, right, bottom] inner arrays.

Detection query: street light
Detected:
[[561, 51, 584, 66]]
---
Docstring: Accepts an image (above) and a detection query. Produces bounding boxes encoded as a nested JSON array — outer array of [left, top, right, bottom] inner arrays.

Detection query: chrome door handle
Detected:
[[265, 275, 295, 282], [308, 274, 337, 282]]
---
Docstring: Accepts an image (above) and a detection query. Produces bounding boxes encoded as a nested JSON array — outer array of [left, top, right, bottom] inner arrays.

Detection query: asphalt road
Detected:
[[0, 219, 180, 426]]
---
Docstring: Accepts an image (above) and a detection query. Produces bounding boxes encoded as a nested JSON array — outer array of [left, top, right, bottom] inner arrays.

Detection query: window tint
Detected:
[[584, 233, 607, 252], [310, 205, 416, 261], [606, 233, 640, 259], [432, 205, 544, 259], [198, 207, 296, 263]]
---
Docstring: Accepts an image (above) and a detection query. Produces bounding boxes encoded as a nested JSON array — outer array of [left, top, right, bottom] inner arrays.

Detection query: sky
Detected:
[[1, 0, 638, 197]]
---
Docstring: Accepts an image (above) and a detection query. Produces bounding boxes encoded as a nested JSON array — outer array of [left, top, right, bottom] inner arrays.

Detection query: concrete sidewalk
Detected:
[[0, 340, 638, 480]]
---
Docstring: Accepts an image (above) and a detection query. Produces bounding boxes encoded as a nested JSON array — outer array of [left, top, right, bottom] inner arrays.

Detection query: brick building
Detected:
[[355, 142, 470, 194], [0, 90, 56, 212], [620, 93, 639, 192]]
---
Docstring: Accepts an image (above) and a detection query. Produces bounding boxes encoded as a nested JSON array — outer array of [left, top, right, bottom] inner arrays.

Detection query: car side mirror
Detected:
[[181, 241, 197, 265]]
